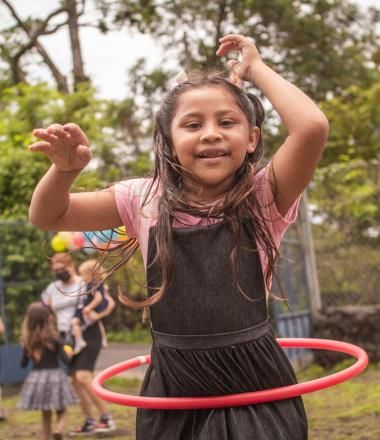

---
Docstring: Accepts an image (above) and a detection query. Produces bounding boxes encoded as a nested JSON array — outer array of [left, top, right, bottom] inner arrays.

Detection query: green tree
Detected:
[[99, 0, 379, 100], [309, 81, 380, 304], [311, 81, 380, 236], [0, 82, 125, 339]]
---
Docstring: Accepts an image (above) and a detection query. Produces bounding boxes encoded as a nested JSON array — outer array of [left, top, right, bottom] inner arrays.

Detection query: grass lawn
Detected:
[[1, 362, 379, 439]]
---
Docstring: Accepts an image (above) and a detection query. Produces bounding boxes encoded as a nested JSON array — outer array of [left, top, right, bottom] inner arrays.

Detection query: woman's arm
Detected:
[[217, 35, 329, 216], [28, 123, 123, 231]]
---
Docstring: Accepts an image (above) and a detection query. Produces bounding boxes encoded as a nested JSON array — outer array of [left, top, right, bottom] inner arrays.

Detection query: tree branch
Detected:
[[1, 0, 69, 92]]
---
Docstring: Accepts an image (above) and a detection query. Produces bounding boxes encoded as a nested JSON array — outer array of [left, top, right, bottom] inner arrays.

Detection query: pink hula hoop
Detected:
[[92, 338, 368, 410]]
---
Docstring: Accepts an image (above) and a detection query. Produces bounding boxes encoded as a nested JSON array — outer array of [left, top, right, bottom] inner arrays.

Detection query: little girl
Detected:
[[71, 259, 109, 354], [28, 34, 328, 439], [19, 302, 77, 440]]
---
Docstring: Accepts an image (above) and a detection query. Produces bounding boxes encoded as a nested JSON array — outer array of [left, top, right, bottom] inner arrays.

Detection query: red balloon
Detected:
[[73, 232, 85, 248]]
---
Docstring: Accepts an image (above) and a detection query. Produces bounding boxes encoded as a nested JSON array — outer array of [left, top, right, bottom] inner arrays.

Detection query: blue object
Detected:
[[0, 344, 31, 385]]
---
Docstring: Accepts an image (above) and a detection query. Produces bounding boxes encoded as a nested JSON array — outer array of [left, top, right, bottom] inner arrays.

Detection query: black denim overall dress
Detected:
[[136, 219, 308, 439]]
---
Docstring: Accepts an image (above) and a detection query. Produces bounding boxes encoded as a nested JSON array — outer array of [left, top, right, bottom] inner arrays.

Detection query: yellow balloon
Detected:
[[51, 234, 67, 252], [116, 226, 128, 240], [57, 231, 73, 249]]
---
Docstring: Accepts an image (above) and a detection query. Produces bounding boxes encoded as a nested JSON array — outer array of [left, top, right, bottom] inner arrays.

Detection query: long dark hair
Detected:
[[106, 70, 279, 309], [20, 302, 58, 363]]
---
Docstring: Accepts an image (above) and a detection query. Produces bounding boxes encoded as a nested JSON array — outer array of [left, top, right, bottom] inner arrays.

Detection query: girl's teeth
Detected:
[[200, 152, 225, 158]]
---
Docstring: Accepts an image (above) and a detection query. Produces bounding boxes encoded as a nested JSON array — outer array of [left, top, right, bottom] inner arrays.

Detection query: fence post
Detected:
[[298, 192, 322, 314]]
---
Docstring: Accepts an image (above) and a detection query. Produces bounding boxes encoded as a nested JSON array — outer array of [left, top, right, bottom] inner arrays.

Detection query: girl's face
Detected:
[[170, 85, 259, 201]]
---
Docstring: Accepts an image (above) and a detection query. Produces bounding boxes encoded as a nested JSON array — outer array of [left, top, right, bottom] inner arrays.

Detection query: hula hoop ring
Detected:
[[92, 338, 368, 410]]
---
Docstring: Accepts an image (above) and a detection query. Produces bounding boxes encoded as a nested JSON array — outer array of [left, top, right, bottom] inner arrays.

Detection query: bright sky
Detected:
[[0, 0, 378, 99]]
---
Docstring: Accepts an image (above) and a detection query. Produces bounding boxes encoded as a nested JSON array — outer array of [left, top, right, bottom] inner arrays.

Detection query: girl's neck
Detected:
[[183, 180, 230, 204]]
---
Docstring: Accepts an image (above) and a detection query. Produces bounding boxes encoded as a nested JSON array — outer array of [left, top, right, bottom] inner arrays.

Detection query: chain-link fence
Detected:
[[313, 225, 379, 308]]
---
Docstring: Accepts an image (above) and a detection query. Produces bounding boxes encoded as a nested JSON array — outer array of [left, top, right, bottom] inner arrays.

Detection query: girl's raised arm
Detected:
[[217, 34, 329, 216], [28, 123, 122, 231]]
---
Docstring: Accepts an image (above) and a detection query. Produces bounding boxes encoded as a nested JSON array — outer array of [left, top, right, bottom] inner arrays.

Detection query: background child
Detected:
[[19, 302, 76, 440], [28, 33, 328, 439], [71, 259, 108, 354]]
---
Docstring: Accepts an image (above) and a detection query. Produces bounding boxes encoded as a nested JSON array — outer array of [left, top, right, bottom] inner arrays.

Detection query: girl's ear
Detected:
[[247, 126, 260, 154]]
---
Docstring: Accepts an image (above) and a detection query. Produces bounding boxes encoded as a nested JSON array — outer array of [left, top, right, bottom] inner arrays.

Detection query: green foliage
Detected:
[[0, 83, 111, 218], [0, 223, 51, 342], [102, 0, 380, 100], [0, 84, 57, 218], [311, 82, 380, 234], [0, 82, 153, 339], [308, 81, 380, 305]]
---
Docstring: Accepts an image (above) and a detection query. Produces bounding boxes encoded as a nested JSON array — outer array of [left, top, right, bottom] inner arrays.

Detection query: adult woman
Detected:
[[42, 253, 116, 434], [69, 293, 116, 435], [42, 253, 82, 344]]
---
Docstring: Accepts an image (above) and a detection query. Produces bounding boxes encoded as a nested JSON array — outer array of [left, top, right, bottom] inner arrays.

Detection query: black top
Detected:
[[137, 220, 308, 440], [20, 339, 70, 369], [148, 219, 267, 334]]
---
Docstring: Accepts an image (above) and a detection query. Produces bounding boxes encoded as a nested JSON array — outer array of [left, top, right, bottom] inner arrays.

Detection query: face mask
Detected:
[[54, 269, 71, 282]]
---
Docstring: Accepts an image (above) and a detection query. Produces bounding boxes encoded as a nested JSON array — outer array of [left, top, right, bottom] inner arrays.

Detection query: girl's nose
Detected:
[[200, 125, 223, 143]]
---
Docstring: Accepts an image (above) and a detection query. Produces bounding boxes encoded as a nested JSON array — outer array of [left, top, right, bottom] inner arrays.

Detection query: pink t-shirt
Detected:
[[113, 165, 300, 288]]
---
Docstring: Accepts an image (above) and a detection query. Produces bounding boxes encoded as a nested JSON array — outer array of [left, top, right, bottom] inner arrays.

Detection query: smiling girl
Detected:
[[28, 34, 328, 439]]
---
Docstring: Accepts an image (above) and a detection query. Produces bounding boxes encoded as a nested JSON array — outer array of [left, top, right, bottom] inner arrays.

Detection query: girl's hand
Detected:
[[29, 123, 91, 172], [216, 34, 262, 82]]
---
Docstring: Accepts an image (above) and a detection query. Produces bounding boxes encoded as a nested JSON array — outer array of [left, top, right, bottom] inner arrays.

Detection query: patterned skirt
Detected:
[[18, 368, 77, 411]]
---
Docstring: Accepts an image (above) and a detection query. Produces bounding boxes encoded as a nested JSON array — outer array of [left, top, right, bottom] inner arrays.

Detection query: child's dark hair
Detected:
[[20, 302, 58, 363], [105, 70, 279, 309]]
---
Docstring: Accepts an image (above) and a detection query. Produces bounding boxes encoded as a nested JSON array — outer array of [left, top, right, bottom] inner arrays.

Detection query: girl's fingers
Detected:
[[33, 129, 57, 143], [63, 122, 81, 135], [28, 141, 51, 153], [77, 144, 92, 162], [219, 33, 245, 44], [47, 123, 63, 131], [47, 124, 70, 138], [216, 41, 239, 57], [218, 34, 255, 56], [64, 123, 90, 146]]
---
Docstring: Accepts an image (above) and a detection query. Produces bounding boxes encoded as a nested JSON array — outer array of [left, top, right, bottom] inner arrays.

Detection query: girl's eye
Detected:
[[220, 120, 234, 126], [185, 122, 201, 129]]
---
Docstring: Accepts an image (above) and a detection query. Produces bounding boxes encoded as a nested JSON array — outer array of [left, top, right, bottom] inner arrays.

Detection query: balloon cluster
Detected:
[[50, 227, 128, 254]]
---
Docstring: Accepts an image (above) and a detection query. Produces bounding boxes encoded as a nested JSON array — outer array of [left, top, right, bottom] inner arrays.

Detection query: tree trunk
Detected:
[[34, 42, 70, 93], [65, 0, 89, 88], [9, 57, 27, 84]]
